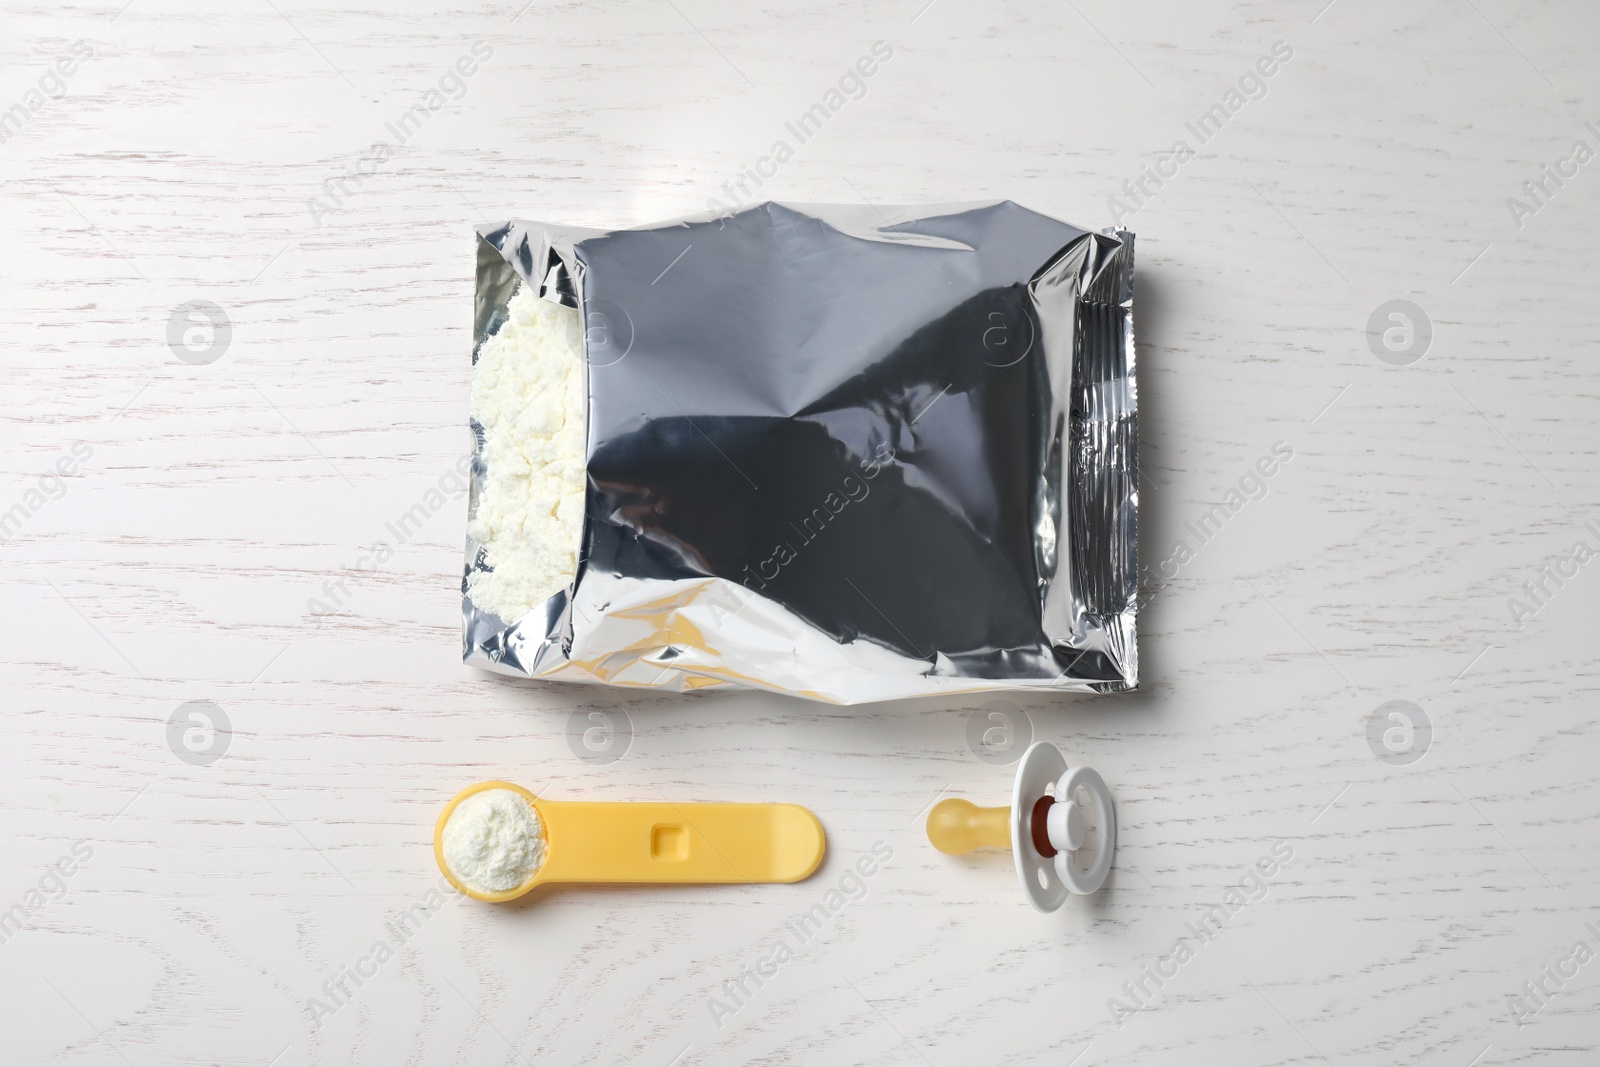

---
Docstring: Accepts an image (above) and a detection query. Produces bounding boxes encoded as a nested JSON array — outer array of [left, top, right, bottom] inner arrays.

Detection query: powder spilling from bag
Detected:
[[441, 788, 547, 894], [468, 284, 586, 621]]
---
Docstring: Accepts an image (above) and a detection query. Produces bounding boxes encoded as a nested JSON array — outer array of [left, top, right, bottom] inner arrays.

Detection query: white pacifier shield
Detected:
[[1012, 741, 1070, 912]]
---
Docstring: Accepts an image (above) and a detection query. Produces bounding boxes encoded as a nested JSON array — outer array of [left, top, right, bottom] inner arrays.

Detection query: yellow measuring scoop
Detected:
[[434, 780, 827, 903]]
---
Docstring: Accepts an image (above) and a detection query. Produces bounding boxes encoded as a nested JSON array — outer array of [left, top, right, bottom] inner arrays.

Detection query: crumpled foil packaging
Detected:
[[463, 201, 1137, 703]]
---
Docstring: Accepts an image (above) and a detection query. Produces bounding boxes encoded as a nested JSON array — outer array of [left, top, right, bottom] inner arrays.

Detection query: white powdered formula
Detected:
[[468, 284, 587, 621], [441, 788, 547, 894]]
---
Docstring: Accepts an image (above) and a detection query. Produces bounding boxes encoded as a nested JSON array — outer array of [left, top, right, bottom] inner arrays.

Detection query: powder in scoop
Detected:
[[467, 284, 587, 621], [441, 788, 547, 894]]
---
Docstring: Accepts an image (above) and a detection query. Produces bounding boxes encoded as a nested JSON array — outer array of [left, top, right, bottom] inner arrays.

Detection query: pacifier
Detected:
[[926, 741, 1115, 911]]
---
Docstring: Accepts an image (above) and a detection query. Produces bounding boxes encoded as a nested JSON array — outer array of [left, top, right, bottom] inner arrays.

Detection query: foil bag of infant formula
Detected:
[[464, 201, 1137, 703]]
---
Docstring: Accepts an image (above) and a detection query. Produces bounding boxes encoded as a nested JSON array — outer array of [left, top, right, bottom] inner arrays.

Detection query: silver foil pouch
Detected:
[[464, 201, 1137, 703]]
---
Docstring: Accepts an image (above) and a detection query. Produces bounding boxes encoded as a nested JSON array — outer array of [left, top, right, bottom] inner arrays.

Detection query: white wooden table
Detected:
[[4, 1, 1598, 1064]]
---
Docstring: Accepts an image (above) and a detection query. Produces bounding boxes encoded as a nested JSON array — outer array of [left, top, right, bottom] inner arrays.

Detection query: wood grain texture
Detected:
[[3, 0, 1599, 1064]]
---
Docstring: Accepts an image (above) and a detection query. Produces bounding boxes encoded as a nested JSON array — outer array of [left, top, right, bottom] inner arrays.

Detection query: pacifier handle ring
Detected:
[[1052, 765, 1115, 895]]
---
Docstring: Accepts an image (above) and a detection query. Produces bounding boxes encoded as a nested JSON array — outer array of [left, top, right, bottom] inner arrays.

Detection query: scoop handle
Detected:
[[534, 800, 825, 885]]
